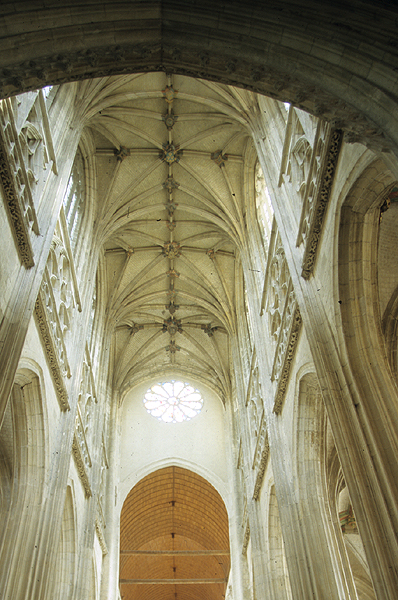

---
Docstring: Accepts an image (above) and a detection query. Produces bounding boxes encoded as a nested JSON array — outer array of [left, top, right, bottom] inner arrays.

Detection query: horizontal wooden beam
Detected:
[[120, 579, 227, 585], [120, 550, 230, 556]]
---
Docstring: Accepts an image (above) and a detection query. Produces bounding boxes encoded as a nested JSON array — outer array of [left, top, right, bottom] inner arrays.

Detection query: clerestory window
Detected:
[[63, 149, 85, 248], [255, 162, 274, 247]]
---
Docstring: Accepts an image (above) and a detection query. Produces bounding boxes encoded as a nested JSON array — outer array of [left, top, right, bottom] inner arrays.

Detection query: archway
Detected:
[[0, 2, 397, 154], [120, 466, 230, 600], [0, 367, 48, 598]]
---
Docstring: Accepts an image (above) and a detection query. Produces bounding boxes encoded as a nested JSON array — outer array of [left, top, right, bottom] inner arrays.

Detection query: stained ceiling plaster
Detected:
[[81, 72, 260, 401]]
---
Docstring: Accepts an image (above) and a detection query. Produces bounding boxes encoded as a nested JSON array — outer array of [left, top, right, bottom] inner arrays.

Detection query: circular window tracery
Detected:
[[143, 381, 204, 423]]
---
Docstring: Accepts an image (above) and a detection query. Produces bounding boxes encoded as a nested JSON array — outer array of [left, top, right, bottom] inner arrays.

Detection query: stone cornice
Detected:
[[301, 129, 343, 279], [273, 306, 302, 414], [34, 295, 70, 411], [72, 432, 92, 498]]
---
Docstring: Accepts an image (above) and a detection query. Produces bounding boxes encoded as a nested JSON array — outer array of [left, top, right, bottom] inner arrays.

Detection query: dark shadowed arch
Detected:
[[1, 1, 398, 153]]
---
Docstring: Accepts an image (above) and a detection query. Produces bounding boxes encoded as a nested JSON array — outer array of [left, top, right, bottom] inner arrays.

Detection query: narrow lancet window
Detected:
[[255, 162, 274, 247], [63, 149, 85, 247]]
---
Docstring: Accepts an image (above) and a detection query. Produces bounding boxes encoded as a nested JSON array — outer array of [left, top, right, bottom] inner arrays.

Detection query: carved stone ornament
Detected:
[[0, 102, 38, 267], [96, 437, 108, 533], [95, 517, 108, 555], [165, 200, 178, 216], [211, 150, 228, 167], [162, 85, 178, 104], [339, 505, 358, 534], [379, 184, 398, 221], [114, 146, 131, 161], [34, 295, 70, 411], [72, 430, 92, 498], [166, 301, 179, 314], [162, 241, 181, 258], [166, 268, 180, 278], [252, 423, 270, 501], [201, 323, 218, 337], [129, 322, 144, 336], [273, 304, 302, 414], [1, 42, 392, 152], [242, 521, 250, 556], [162, 111, 178, 131], [160, 142, 182, 164], [301, 129, 343, 279], [165, 340, 180, 353], [163, 317, 183, 336], [0, 143, 35, 266], [163, 176, 180, 192]]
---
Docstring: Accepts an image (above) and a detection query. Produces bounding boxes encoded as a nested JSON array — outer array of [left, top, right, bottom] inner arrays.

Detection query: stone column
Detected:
[[251, 119, 398, 600], [224, 400, 252, 600], [99, 392, 122, 600], [238, 239, 355, 599]]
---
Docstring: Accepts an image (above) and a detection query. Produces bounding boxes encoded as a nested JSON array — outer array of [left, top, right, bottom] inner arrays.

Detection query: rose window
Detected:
[[143, 381, 204, 423]]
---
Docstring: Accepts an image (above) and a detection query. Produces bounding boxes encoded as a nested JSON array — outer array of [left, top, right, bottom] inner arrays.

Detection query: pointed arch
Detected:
[[120, 466, 230, 600], [54, 484, 78, 600], [294, 371, 350, 599], [0, 364, 48, 598]]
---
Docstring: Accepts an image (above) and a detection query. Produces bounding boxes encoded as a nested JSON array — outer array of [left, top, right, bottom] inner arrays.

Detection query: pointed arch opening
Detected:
[[120, 466, 230, 600]]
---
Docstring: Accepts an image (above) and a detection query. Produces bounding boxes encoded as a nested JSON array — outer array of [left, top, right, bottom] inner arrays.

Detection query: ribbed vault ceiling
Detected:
[[82, 72, 258, 399], [120, 467, 230, 600]]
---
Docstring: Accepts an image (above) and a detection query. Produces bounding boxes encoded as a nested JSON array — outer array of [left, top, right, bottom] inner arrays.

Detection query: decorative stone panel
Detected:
[[78, 345, 98, 439], [271, 286, 302, 414], [0, 90, 56, 267], [35, 218, 81, 410], [95, 516, 108, 555], [97, 434, 109, 532], [252, 413, 270, 500], [72, 344, 100, 499], [72, 403, 92, 498], [295, 120, 328, 248], [278, 108, 342, 279], [300, 128, 342, 279], [261, 228, 302, 413], [34, 293, 70, 410]]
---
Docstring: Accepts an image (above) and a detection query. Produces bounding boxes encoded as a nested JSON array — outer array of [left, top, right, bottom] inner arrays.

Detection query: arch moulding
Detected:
[[118, 457, 230, 516], [0, 1, 398, 154]]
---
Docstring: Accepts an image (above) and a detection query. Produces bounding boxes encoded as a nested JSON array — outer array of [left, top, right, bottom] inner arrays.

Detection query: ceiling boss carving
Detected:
[[162, 111, 178, 131], [211, 150, 228, 167], [162, 85, 178, 104], [163, 317, 183, 336], [163, 177, 180, 192], [166, 268, 180, 278], [160, 142, 182, 164], [162, 241, 181, 259], [165, 341, 181, 354]]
